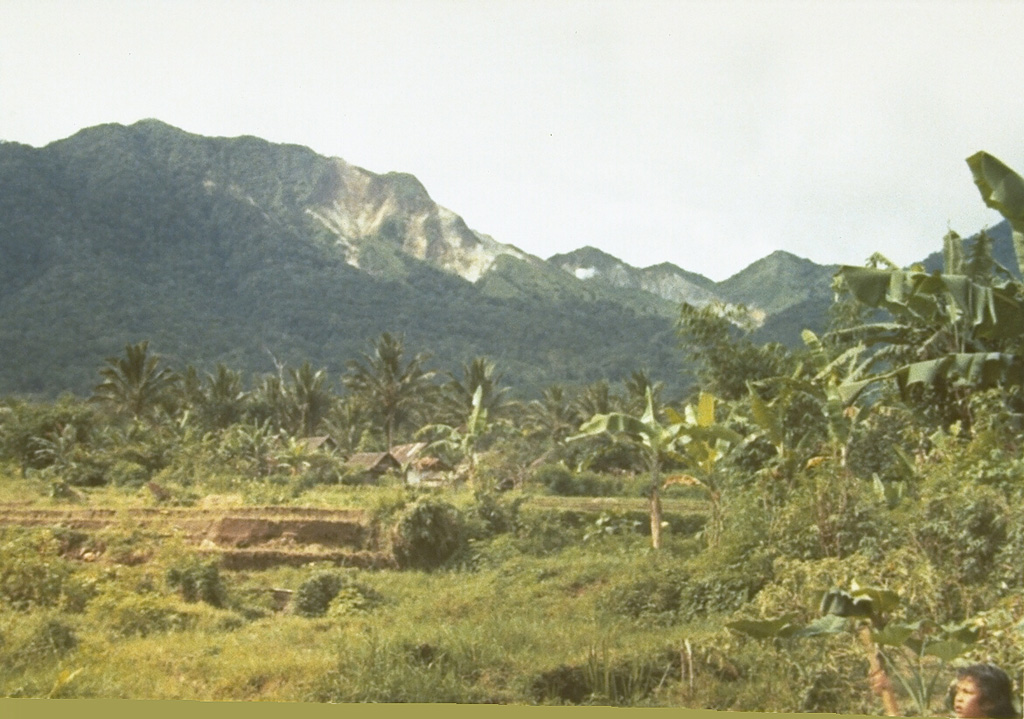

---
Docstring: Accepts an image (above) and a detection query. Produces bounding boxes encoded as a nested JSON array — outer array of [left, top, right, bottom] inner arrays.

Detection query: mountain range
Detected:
[[0, 120, 1004, 398]]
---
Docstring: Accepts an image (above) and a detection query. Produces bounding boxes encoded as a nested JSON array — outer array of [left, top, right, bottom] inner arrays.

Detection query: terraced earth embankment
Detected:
[[0, 503, 392, 569]]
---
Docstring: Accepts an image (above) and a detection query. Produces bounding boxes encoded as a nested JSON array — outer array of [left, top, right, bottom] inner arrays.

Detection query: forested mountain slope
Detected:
[[2, 119, 939, 397], [0, 121, 683, 395]]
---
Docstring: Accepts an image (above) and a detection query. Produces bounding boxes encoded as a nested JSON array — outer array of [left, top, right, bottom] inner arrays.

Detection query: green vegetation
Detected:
[[0, 120, 691, 398], [0, 148, 1023, 711]]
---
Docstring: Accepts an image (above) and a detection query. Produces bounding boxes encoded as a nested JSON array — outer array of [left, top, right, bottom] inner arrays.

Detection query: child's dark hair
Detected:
[[950, 664, 1020, 719]]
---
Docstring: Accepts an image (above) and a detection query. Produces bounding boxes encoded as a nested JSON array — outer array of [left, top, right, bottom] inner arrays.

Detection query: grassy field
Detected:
[[0, 471, 734, 706], [2, 460, 1019, 714]]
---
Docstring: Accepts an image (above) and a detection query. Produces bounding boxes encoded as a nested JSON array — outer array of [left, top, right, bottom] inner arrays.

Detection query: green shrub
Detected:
[[166, 557, 227, 607], [17, 616, 79, 662], [61, 457, 107, 487], [600, 571, 685, 624], [914, 479, 1008, 585], [0, 528, 95, 612], [292, 571, 381, 618], [511, 507, 587, 555], [531, 647, 678, 705], [533, 464, 622, 497], [107, 459, 149, 487], [768, 470, 888, 561], [391, 498, 466, 570], [532, 464, 573, 494], [583, 511, 644, 541], [467, 490, 522, 537], [88, 590, 196, 638], [293, 571, 345, 617], [326, 584, 382, 617]]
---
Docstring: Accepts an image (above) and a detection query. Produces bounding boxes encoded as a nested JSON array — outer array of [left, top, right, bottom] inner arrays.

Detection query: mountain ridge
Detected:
[[4, 119, 986, 398]]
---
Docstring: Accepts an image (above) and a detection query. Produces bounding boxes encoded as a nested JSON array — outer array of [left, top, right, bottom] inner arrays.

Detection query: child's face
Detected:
[[953, 677, 989, 719]]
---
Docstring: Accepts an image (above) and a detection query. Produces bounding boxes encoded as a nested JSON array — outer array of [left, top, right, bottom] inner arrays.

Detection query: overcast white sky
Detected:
[[3, 0, 1024, 281]]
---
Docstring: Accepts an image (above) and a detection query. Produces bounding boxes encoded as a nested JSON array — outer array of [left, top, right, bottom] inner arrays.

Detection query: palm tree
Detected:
[[201, 364, 249, 431], [572, 380, 620, 419], [323, 397, 374, 455], [524, 384, 578, 446], [287, 362, 333, 437], [623, 369, 664, 415], [440, 356, 511, 425], [91, 341, 176, 421], [343, 332, 436, 450], [250, 373, 292, 432]]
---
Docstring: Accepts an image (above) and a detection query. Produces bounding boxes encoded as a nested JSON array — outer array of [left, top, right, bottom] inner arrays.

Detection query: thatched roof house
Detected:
[[343, 443, 450, 485], [344, 451, 401, 476]]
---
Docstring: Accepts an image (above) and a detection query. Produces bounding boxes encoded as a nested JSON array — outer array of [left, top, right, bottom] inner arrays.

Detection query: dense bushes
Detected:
[[293, 572, 346, 617], [390, 498, 466, 570], [293, 571, 381, 617], [0, 528, 95, 612], [533, 464, 623, 496], [87, 590, 197, 638], [600, 565, 687, 624], [166, 557, 227, 607]]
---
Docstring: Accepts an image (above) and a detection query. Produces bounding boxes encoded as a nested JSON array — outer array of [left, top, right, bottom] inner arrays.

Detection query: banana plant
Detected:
[[968, 151, 1024, 277], [729, 582, 980, 716], [743, 329, 873, 476], [569, 387, 679, 549], [417, 385, 490, 483], [662, 391, 744, 544], [830, 153, 1024, 418], [570, 388, 741, 548]]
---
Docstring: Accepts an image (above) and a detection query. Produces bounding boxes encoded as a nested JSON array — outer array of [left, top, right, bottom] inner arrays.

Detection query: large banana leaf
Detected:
[[967, 151, 1024, 278], [839, 353, 1015, 402], [895, 352, 1013, 392], [573, 412, 655, 443], [747, 382, 784, 450], [727, 616, 802, 639]]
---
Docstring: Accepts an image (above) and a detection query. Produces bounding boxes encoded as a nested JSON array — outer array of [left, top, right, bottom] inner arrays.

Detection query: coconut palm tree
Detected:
[[440, 356, 511, 425], [91, 341, 176, 421], [287, 362, 333, 437], [343, 332, 436, 450]]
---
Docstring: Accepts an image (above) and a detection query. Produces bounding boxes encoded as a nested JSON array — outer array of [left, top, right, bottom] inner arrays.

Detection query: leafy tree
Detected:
[[343, 332, 436, 450], [91, 341, 177, 421], [677, 302, 794, 400]]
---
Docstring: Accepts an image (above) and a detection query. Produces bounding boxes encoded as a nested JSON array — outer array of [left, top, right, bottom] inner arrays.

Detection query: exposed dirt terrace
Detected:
[[0, 504, 394, 569]]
